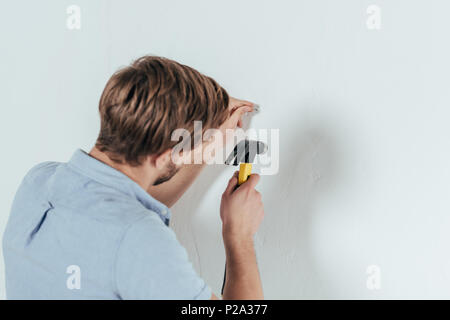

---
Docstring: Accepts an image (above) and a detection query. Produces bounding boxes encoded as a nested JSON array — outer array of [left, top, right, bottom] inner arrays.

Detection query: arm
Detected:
[[209, 238, 262, 300], [222, 237, 263, 299], [219, 172, 265, 300]]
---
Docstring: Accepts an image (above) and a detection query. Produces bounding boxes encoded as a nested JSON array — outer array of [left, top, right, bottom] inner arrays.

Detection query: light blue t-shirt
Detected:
[[2, 149, 211, 299]]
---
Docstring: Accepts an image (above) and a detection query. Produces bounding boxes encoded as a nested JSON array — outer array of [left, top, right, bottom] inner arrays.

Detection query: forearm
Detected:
[[147, 164, 205, 208], [222, 237, 264, 300]]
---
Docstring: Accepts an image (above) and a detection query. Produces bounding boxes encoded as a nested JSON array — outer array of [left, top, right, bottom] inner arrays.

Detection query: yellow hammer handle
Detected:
[[238, 163, 252, 185]]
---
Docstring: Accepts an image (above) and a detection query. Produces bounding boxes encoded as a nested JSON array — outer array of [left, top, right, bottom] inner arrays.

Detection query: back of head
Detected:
[[95, 56, 230, 166]]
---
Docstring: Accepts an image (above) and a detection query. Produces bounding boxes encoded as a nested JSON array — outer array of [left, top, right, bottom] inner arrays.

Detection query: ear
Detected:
[[154, 149, 172, 169]]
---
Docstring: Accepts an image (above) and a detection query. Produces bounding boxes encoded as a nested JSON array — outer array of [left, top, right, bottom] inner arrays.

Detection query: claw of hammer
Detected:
[[225, 139, 268, 185]]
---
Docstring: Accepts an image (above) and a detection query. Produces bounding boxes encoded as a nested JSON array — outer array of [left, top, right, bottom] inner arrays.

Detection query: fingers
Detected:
[[229, 105, 252, 126], [230, 97, 254, 109], [229, 99, 255, 117], [231, 105, 252, 116], [224, 98, 255, 130], [224, 171, 239, 195], [255, 190, 262, 203], [243, 173, 260, 190]]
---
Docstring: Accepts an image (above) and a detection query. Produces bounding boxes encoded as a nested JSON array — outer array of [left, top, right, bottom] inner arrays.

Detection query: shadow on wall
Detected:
[[258, 101, 345, 299], [172, 100, 346, 298]]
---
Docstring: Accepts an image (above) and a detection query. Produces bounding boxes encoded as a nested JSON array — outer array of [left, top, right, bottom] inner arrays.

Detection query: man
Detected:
[[2, 56, 264, 299]]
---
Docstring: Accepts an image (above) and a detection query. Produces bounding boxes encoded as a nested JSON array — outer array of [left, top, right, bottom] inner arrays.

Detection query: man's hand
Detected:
[[220, 171, 265, 300], [223, 97, 255, 130], [220, 171, 264, 245], [197, 97, 255, 165]]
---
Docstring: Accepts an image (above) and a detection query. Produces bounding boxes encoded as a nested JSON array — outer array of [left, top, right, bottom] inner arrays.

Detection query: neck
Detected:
[[88, 147, 157, 191]]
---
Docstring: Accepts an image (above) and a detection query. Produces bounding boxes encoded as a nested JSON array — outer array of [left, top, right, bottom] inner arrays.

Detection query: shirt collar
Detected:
[[67, 149, 171, 225]]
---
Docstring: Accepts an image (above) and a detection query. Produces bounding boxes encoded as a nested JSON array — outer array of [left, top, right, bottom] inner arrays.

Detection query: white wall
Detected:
[[1, 0, 450, 299]]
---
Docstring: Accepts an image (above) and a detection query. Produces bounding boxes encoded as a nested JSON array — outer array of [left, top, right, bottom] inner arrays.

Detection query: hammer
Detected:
[[221, 139, 267, 295], [225, 139, 268, 185]]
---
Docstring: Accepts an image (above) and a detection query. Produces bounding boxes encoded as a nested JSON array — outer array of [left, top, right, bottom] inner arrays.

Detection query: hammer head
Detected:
[[225, 139, 268, 166]]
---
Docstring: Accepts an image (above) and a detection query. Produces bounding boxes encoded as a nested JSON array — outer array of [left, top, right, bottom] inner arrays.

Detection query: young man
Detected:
[[2, 56, 264, 299]]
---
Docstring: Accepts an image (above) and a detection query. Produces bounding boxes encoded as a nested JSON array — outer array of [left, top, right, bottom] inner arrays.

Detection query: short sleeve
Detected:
[[115, 214, 211, 300]]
